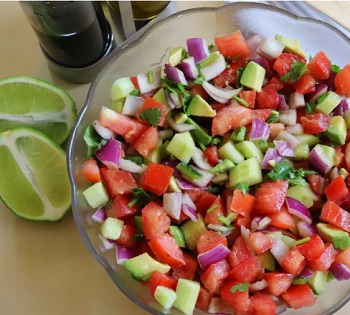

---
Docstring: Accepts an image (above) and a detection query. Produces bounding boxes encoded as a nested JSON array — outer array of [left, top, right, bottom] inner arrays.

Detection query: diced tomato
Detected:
[[196, 287, 213, 312], [308, 243, 336, 271], [273, 53, 305, 76], [249, 293, 276, 315], [334, 146, 345, 168], [142, 201, 171, 240], [203, 145, 220, 166], [281, 247, 306, 276], [296, 234, 326, 261], [230, 190, 255, 217], [254, 180, 289, 215], [116, 224, 139, 247], [266, 75, 285, 91], [325, 175, 349, 204], [148, 233, 185, 268], [269, 204, 295, 229], [252, 109, 272, 122], [139, 97, 167, 127], [141, 163, 173, 196], [239, 90, 256, 109], [249, 232, 275, 255], [189, 84, 209, 100], [185, 189, 203, 203], [256, 84, 279, 109], [200, 259, 231, 293], [133, 126, 159, 157], [100, 168, 137, 197], [334, 247, 350, 268], [281, 284, 316, 309], [148, 270, 177, 296], [197, 230, 228, 254], [214, 30, 251, 60], [213, 60, 246, 87], [264, 272, 293, 296], [130, 76, 140, 90], [307, 173, 326, 195], [300, 113, 330, 134], [205, 196, 225, 225], [228, 256, 264, 283], [269, 122, 285, 138], [106, 195, 139, 219], [212, 103, 253, 136], [320, 201, 350, 232], [293, 73, 316, 94], [81, 158, 101, 183], [172, 252, 198, 280], [228, 236, 252, 268], [234, 215, 252, 229], [134, 238, 154, 258], [308, 51, 331, 80], [221, 280, 250, 312], [335, 64, 350, 97]]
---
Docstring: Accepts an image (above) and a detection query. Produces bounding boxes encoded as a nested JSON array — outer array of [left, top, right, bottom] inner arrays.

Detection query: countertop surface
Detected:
[[1, 1, 350, 315]]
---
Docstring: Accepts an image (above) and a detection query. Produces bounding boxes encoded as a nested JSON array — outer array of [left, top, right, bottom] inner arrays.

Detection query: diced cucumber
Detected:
[[308, 270, 328, 295], [180, 215, 207, 250], [212, 172, 229, 184], [154, 286, 177, 310], [134, 215, 144, 233], [82, 182, 109, 208], [253, 139, 273, 153], [166, 132, 196, 163], [229, 157, 262, 187], [100, 217, 124, 240], [287, 184, 319, 208], [211, 159, 235, 173], [186, 117, 212, 146], [110, 99, 125, 113], [110, 77, 135, 101], [169, 226, 187, 248], [282, 235, 296, 249], [258, 251, 275, 272], [235, 141, 264, 163], [176, 162, 203, 180], [175, 112, 188, 124], [124, 154, 143, 166], [295, 134, 320, 146], [293, 143, 310, 160], [146, 140, 163, 164], [173, 279, 201, 315], [315, 91, 341, 115], [218, 140, 245, 164], [325, 116, 347, 145], [319, 144, 335, 165]]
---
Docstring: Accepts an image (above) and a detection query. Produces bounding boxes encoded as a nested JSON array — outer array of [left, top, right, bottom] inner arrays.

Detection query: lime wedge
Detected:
[[0, 76, 76, 145], [0, 128, 71, 221]]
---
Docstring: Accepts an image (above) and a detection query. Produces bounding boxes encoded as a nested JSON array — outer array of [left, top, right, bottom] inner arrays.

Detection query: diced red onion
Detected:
[[169, 92, 182, 109], [91, 206, 106, 223], [186, 37, 210, 64], [96, 137, 123, 169], [246, 33, 264, 59], [333, 99, 350, 117], [202, 81, 241, 104], [289, 92, 305, 108], [286, 197, 312, 224], [93, 120, 116, 140], [299, 267, 314, 280], [329, 263, 350, 280], [175, 177, 201, 190], [116, 244, 134, 265], [275, 130, 301, 149], [286, 123, 304, 135], [119, 158, 145, 174], [257, 37, 284, 60], [137, 66, 161, 94], [208, 297, 233, 315], [165, 64, 188, 85], [250, 57, 274, 77], [165, 115, 196, 132], [329, 167, 339, 182], [249, 279, 268, 291], [321, 70, 336, 91], [197, 244, 230, 270], [250, 118, 270, 140], [270, 239, 290, 265], [182, 193, 197, 209], [241, 226, 255, 255], [162, 160, 180, 176], [122, 95, 144, 117], [276, 301, 288, 315], [98, 234, 115, 250], [192, 147, 212, 171], [274, 140, 295, 157], [251, 216, 272, 232], [277, 94, 289, 112], [177, 56, 199, 80], [297, 220, 317, 238], [305, 84, 328, 103], [163, 192, 182, 220], [309, 145, 333, 175], [182, 166, 214, 188], [164, 90, 176, 109], [261, 148, 283, 170], [279, 109, 297, 126], [182, 204, 198, 221], [201, 53, 227, 81]]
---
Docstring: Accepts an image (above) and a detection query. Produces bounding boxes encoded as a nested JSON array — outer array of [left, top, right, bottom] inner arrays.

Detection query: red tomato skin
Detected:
[[228, 236, 252, 268], [307, 173, 327, 195], [116, 224, 139, 247], [308, 243, 336, 271], [335, 64, 350, 97], [281, 284, 316, 309], [254, 180, 289, 215], [195, 191, 217, 216], [252, 109, 271, 122], [200, 259, 231, 293], [281, 248, 306, 276], [334, 247, 350, 268], [213, 60, 246, 87], [172, 252, 198, 280], [296, 234, 326, 261], [148, 271, 177, 296], [106, 194, 139, 219], [249, 293, 276, 315], [205, 196, 225, 225], [239, 90, 256, 109], [221, 280, 250, 311], [133, 126, 159, 157], [228, 256, 264, 283], [141, 201, 171, 240], [197, 230, 228, 254], [264, 272, 294, 296], [81, 158, 101, 183], [189, 84, 209, 100], [203, 145, 220, 166], [321, 201, 350, 233], [139, 97, 167, 127], [196, 287, 213, 312], [293, 73, 316, 94], [273, 53, 305, 76], [308, 51, 331, 80], [214, 30, 251, 60], [266, 75, 285, 91], [141, 163, 173, 196], [249, 232, 275, 255], [100, 168, 137, 197], [269, 204, 295, 229], [230, 190, 255, 217], [300, 113, 330, 134], [256, 84, 279, 109], [325, 175, 349, 204]]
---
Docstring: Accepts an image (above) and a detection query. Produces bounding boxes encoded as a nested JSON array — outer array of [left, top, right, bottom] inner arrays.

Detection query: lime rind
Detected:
[[0, 127, 71, 221], [0, 76, 76, 145]]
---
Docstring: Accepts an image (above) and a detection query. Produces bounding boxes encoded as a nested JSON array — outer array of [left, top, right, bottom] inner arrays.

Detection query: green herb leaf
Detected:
[[232, 95, 249, 107], [236, 182, 250, 194], [193, 75, 206, 85], [161, 78, 192, 113], [266, 110, 280, 123], [208, 43, 215, 51], [331, 64, 342, 74], [129, 89, 141, 96], [236, 66, 245, 88], [280, 60, 307, 83], [230, 282, 250, 293], [140, 107, 162, 127], [83, 125, 107, 158], [231, 127, 247, 142], [305, 101, 317, 114], [128, 188, 150, 208]]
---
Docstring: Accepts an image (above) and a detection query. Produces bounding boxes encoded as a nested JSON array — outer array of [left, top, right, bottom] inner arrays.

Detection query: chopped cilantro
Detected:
[[193, 75, 206, 85], [161, 78, 192, 113], [128, 188, 150, 208], [267, 161, 316, 187], [331, 64, 342, 74], [266, 110, 280, 123], [236, 182, 250, 194], [232, 95, 249, 107], [210, 137, 223, 146], [140, 107, 162, 127], [129, 89, 140, 96], [231, 126, 247, 142], [147, 69, 154, 84], [305, 100, 317, 114], [280, 60, 307, 83], [230, 282, 250, 293], [206, 185, 225, 195], [207, 204, 218, 213], [181, 49, 189, 60], [236, 66, 245, 88], [208, 43, 215, 51], [83, 125, 107, 158]]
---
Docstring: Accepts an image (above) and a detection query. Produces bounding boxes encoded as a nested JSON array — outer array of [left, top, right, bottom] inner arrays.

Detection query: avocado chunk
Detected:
[[275, 34, 306, 58], [258, 251, 275, 271], [229, 157, 263, 187], [240, 61, 266, 92], [187, 94, 216, 117], [307, 270, 328, 295], [123, 253, 171, 281], [186, 117, 212, 146], [169, 46, 185, 66], [317, 223, 350, 250], [166, 131, 196, 163], [152, 88, 171, 113], [169, 226, 187, 248], [110, 77, 135, 101], [325, 116, 347, 145], [287, 184, 319, 208], [315, 91, 341, 115]]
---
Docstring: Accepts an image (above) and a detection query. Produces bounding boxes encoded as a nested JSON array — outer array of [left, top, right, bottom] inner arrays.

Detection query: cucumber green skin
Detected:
[[176, 162, 203, 180], [186, 117, 212, 146]]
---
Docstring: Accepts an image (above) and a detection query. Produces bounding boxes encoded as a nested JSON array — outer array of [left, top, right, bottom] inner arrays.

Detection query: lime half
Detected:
[[0, 76, 76, 145], [0, 128, 71, 221]]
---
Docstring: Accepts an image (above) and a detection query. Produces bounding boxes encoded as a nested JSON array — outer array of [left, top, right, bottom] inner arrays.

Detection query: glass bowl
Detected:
[[67, 2, 350, 314]]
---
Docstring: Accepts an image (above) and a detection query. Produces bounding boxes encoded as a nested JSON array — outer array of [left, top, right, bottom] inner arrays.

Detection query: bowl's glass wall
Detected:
[[67, 2, 350, 314]]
